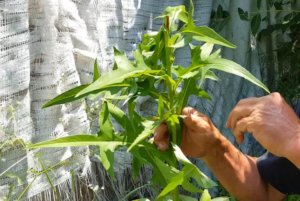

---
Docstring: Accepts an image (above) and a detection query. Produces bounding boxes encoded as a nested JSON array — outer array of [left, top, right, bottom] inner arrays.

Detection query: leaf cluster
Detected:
[[29, 1, 269, 200]]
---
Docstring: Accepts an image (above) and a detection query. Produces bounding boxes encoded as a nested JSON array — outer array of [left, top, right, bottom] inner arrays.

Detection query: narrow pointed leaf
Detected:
[[203, 58, 270, 93], [182, 25, 236, 48], [251, 14, 261, 36], [158, 171, 184, 198], [106, 102, 136, 141], [187, 0, 195, 25], [200, 189, 211, 201], [114, 47, 135, 70], [200, 43, 214, 61], [173, 144, 216, 188], [98, 101, 114, 139], [134, 49, 148, 69], [211, 197, 230, 201], [152, 155, 178, 185], [238, 8, 249, 21], [157, 5, 188, 24], [28, 135, 126, 149], [93, 59, 100, 82], [76, 68, 160, 97], [166, 115, 182, 145], [158, 95, 164, 119], [127, 120, 156, 151], [42, 84, 89, 108], [205, 70, 219, 81], [179, 195, 198, 201], [99, 142, 121, 178]]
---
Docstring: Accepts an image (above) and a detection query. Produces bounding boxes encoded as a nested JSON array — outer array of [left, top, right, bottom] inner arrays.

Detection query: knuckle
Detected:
[[269, 92, 283, 102], [268, 92, 284, 105], [237, 99, 246, 106], [182, 107, 193, 115]]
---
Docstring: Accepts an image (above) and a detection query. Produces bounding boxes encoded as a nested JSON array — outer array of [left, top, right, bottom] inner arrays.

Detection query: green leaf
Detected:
[[42, 83, 131, 108], [42, 84, 89, 108], [205, 70, 219, 81], [200, 189, 211, 201], [175, 78, 211, 113], [211, 197, 231, 201], [170, 33, 192, 48], [152, 154, 178, 184], [127, 120, 156, 151], [93, 59, 100, 82], [76, 67, 158, 97], [257, 0, 262, 9], [198, 89, 212, 100], [203, 58, 270, 93], [208, 49, 221, 60], [158, 5, 188, 31], [28, 135, 126, 149], [98, 101, 114, 139], [267, 0, 274, 7], [106, 101, 138, 142], [251, 14, 261, 36], [5, 173, 23, 185], [131, 152, 144, 178], [237, 8, 249, 21], [113, 47, 135, 70], [176, 78, 198, 113], [134, 49, 148, 69], [187, 0, 195, 25], [99, 142, 120, 178], [158, 171, 184, 198], [182, 25, 236, 48], [166, 115, 182, 145], [273, 2, 283, 10], [179, 195, 198, 201], [158, 95, 165, 120], [173, 144, 216, 188], [200, 43, 214, 61], [190, 45, 201, 67]]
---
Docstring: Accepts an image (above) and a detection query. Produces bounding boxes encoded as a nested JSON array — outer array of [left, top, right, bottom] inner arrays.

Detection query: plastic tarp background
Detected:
[[0, 0, 273, 200]]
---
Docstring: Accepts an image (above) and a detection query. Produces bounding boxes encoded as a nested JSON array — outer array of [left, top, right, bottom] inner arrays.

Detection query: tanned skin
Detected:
[[154, 93, 300, 201]]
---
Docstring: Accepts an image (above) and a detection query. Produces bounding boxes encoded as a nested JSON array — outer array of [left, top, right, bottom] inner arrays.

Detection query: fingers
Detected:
[[182, 107, 211, 132], [154, 123, 169, 151], [232, 116, 253, 144], [182, 107, 205, 117], [226, 98, 258, 129]]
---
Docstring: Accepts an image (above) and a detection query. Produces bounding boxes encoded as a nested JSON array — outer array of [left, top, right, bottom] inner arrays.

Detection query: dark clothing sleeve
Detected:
[[256, 101, 300, 195], [257, 152, 300, 194]]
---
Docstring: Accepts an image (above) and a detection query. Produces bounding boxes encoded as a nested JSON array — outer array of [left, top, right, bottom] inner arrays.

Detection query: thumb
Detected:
[[154, 123, 170, 151]]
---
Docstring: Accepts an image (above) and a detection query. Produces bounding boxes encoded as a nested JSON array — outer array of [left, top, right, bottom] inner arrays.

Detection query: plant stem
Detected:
[[121, 183, 153, 201], [172, 187, 180, 201]]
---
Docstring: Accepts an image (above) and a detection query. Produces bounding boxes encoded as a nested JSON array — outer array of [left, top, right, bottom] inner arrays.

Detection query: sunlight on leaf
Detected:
[[203, 58, 270, 93], [182, 25, 236, 48]]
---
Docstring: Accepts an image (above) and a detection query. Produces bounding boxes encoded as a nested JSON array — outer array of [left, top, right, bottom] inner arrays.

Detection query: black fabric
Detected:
[[257, 152, 300, 194], [257, 101, 300, 194]]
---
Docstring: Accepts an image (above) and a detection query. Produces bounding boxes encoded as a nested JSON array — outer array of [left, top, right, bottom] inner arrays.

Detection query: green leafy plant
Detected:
[[29, 1, 269, 200]]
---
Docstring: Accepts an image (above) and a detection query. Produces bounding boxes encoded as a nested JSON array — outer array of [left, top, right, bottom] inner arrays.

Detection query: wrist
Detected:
[[286, 123, 300, 169], [201, 132, 231, 163]]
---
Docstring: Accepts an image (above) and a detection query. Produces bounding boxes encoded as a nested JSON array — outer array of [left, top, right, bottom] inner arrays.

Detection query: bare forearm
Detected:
[[201, 134, 268, 201], [285, 122, 300, 169]]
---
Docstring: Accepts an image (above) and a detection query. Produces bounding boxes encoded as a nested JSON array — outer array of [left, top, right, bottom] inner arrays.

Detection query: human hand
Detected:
[[154, 107, 222, 158], [226, 92, 300, 158]]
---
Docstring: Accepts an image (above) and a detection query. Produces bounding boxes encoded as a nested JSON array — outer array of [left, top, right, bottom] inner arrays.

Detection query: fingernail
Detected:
[[158, 142, 168, 151]]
